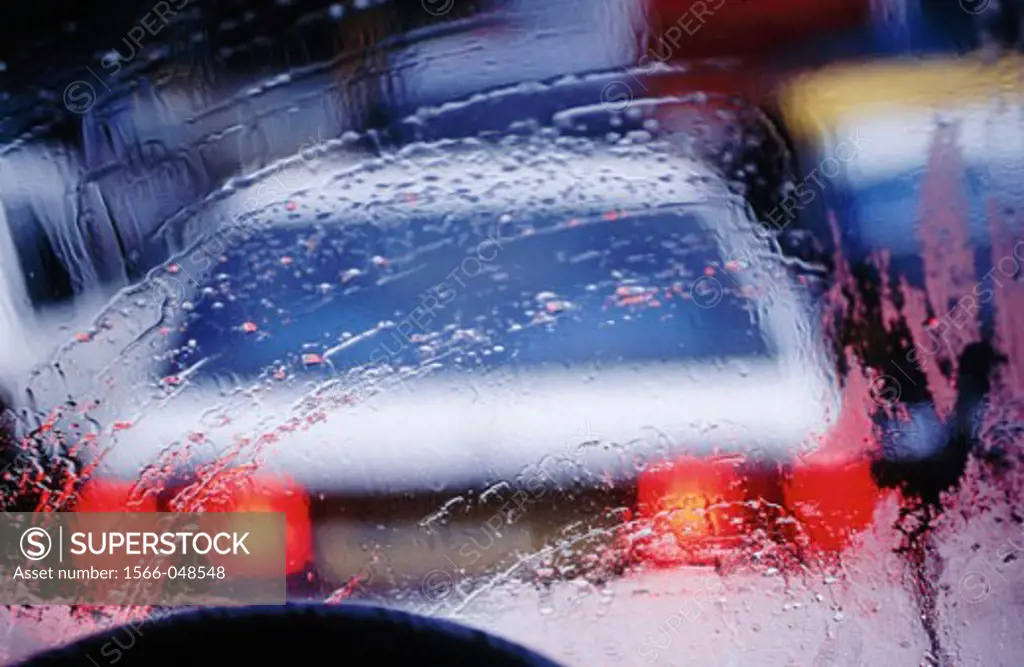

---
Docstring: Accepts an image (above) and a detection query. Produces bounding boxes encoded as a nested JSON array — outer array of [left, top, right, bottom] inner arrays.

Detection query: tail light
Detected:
[[784, 454, 879, 553], [72, 478, 159, 577], [784, 387, 887, 554], [635, 448, 882, 563], [636, 455, 749, 562], [197, 473, 312, 577], [75, 478, 158, 513]]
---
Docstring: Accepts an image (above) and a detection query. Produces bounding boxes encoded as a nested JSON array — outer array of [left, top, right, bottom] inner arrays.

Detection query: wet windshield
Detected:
[[2, 1, 1024, 666]]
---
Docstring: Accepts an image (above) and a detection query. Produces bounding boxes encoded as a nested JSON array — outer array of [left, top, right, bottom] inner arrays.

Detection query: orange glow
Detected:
[[201, 474, 312, 576], [784, 455, 879, 553], [637, 455, 747, 544]]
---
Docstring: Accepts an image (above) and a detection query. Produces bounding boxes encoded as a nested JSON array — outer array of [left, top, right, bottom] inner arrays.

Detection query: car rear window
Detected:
[[159, 207, 769, 387]]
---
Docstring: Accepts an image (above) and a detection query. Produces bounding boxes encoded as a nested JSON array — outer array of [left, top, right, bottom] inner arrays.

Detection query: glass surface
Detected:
[[2, 1, 1024, 666]]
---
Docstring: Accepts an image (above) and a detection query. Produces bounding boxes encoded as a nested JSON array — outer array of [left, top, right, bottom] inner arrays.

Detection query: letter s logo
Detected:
[[20, 528, 52, 561]]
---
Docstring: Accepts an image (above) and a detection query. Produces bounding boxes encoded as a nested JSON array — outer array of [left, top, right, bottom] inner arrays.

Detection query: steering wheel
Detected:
[[15, 604, 563, 667]]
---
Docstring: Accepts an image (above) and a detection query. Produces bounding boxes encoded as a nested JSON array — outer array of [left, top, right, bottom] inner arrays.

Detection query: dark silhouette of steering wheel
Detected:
[[15, 604, 564, 667]]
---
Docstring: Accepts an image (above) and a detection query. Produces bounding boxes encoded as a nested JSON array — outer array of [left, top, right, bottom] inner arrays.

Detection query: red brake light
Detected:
[[784, 454, 879, 553], [637, 455, 748, 555], [198, 473, 312, 576], [72, 478, 159, 577], [75, 478, 157, 513]]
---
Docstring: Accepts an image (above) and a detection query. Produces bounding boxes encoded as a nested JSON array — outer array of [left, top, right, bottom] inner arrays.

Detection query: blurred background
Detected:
[[0, 0, 1023, 665]]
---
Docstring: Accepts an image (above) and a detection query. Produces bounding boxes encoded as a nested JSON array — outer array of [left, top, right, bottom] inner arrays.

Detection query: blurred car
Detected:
[[774, 52, 1024, 478], [2, 0, 907, 604], [644, 0, 872, 60], [776, 51, 1024, 333], [59, 124, 860, 592], [779, 52, 1024, 258], [2, 44, 904, 601]]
